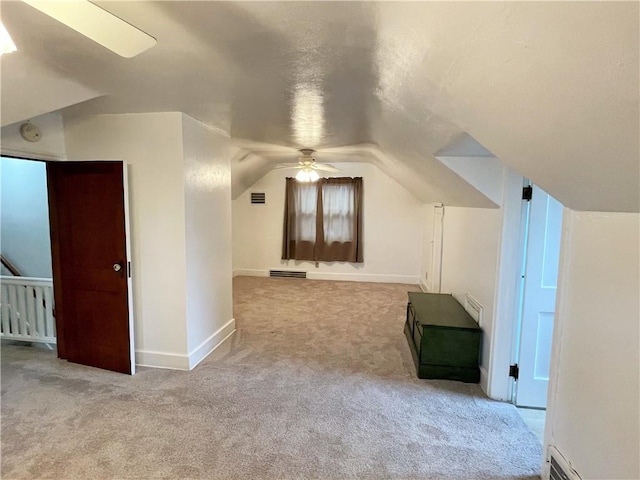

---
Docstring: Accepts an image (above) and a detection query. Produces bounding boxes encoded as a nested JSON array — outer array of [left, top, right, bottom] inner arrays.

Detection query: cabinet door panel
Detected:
[[422, 329, 479, 367]]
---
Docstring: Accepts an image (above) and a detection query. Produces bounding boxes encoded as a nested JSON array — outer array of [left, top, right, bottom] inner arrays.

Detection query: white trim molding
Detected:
[[188, 318, 236, 369], [135, 349, 190, 370], [234, 269, 420, 285], [1, 148, 67, 162], [486, 169, 525, 401], [307, 272, 420, 284], [233, 269, 268, 278], [136, 318, 236, 371]]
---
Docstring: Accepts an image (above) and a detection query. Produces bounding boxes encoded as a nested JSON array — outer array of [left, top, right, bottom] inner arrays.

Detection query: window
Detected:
[[295, 183, 317, 242], [282, 177, 363, 262]]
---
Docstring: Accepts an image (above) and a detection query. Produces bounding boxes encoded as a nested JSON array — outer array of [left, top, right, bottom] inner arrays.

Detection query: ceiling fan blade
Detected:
[[272, 163, 303, 170], [313, 164, 341, 172], [24, 0, 157, 58]]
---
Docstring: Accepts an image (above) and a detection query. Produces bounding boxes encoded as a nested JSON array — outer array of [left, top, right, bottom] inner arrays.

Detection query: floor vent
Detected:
[[549, 448, 582, 480], [251, 192, 266, 204], [269, 270, 306, 279]]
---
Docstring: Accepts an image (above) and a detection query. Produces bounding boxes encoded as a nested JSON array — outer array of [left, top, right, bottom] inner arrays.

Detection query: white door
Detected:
[[515, 185, 563, 408]]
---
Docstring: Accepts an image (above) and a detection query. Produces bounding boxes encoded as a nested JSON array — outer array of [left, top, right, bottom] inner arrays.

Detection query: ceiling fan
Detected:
[[21, 0, 156, 58], [273, 149, 341, 182]]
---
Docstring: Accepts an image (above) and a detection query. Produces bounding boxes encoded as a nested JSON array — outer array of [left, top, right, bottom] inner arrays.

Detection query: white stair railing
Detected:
[[0, 276, 56, 344]]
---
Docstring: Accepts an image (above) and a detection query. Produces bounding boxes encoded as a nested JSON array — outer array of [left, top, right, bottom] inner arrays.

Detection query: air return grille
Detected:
[[464, 293, 484, 327], [550, 457, 571, 480], [549, 448, 582, 480], [251, 192, 266, 204], [269, 270, 306, 279]]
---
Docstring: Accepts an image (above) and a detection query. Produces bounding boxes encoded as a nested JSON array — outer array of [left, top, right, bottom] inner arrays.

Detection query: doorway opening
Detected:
[[0, 156, 57, 353], [512, 180, 564, 441], [1, 155, 136, 374]]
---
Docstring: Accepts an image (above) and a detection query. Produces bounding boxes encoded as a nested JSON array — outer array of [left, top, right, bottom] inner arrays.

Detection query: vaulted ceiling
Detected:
[[1, 1, 638, 211]]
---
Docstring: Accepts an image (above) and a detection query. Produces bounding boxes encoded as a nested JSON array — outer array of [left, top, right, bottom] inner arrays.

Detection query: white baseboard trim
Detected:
[[136, 319, 236, 371], [233, 269, 268, 278], [188, 318, 236, 369], [233, 268, 419, 285], [419, 282, 430, 292], [480, 366, 489, 396], [307, 272, 420, 284], [136, 349, 190, 370]]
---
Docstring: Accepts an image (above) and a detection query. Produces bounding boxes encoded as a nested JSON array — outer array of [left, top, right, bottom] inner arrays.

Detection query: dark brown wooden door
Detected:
[[47, 161, 133, 374]]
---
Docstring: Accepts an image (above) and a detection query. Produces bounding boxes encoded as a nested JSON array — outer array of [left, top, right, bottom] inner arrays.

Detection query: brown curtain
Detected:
[[282, 177, 363, 263]]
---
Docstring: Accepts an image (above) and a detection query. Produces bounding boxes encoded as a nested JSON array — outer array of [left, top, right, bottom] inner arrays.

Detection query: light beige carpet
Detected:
[[1, 277, 542, 479]]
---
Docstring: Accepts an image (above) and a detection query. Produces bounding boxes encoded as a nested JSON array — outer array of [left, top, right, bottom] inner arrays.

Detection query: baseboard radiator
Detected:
[[464, 293, 483, 327], [269, 270, 307, 279], [548, 447, 582, 480]]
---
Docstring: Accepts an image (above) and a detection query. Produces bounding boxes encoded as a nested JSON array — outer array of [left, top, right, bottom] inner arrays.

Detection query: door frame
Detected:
[[485, 171, 562, 405], [121, 163, 135, 373], [430, 203, 445, 293], [485, 168, 527, 401], [510, 179, 533, 403], [1, 153, 136, 374]]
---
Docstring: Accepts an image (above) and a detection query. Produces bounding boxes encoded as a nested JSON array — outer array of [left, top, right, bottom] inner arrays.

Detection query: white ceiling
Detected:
[[1, 1, 638, 211]]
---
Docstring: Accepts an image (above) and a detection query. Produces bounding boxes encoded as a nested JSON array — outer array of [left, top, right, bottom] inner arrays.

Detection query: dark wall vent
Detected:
[[269, 270, 306, 279], [550, 457, 571, 480], [251, 192, 266, 204], [549, 453, 581, 480]]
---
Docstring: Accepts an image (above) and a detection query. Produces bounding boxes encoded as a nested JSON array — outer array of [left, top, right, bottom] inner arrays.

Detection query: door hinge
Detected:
[[509, 363, 519, 380], [522, 186, 533, 201], [127, 261, 131, 278]]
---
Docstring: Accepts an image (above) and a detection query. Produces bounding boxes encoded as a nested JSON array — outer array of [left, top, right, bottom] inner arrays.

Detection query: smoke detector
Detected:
[[20, 122, 42, 142]]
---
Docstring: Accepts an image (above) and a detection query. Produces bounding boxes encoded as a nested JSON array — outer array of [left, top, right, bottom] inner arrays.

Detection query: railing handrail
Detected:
[[0, 276, 54, 287], [0, 255, 22, 277]]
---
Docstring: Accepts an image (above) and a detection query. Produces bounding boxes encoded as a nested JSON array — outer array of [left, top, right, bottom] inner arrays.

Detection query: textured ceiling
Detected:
[[1, 1, 638, 210]]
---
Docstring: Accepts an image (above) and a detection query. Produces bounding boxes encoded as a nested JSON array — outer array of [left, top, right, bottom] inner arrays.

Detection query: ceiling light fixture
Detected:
[[273, 149, 338, 181], [0, 21, 17, 55], [295, 168, 320, 183]]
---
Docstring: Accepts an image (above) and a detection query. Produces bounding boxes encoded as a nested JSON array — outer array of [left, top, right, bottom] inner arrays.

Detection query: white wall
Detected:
[[0, 157, 52, 277], [64, 113, 190, 368], [436, 155, 504, 206], [1, 112, 67, 160], [232, 162, 425, 284], [440, 206, 501, 388], [543, 211, 640, 479], [182, 114, 235, 368]]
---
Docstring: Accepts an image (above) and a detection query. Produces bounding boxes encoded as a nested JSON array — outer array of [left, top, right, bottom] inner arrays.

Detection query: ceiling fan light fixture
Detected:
[[0, 21, 17, 55], [295, 168, 319, 183]]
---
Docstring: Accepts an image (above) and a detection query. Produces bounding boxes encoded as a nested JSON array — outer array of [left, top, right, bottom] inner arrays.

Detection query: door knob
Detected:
[[113, 263, 122, 272]]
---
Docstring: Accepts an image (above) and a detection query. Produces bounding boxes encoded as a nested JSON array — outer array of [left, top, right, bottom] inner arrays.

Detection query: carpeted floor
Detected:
[[1, 277, 542, 479]]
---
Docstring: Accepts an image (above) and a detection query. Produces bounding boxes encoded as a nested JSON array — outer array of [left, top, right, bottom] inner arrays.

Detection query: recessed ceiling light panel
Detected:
[[23, 0, 157, 58], [0, 21, 17, 55]]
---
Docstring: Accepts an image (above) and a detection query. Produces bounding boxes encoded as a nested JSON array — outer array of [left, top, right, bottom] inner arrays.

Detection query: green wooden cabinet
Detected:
[[404, 292, 481, 383]]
